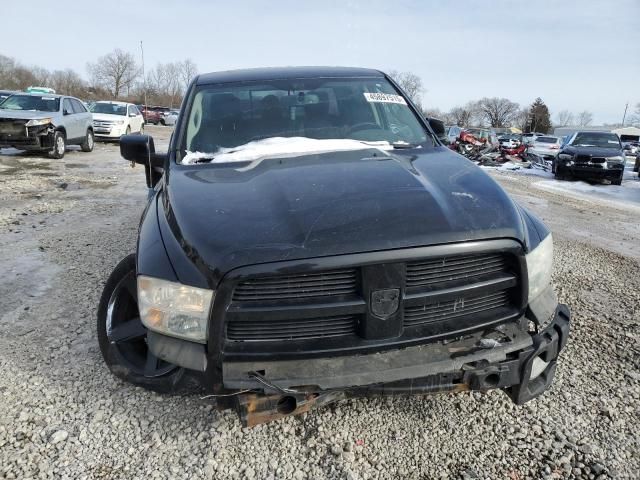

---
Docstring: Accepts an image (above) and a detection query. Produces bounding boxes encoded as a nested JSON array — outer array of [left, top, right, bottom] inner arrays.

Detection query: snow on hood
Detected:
[[181, 137, 396, 167]]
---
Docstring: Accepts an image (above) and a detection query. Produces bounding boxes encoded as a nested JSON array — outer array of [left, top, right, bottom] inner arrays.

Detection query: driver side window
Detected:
[[63, 98, 74, 115]]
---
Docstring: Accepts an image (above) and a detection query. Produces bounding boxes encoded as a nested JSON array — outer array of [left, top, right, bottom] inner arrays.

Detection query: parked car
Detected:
[[553, 131, 625, 184], [0, 93, 93, 158], [528, 135, 562, 160], [622, 141, 639, 158], [445, 125, 462, 145], [0, 90, 15, 102], [499, 134, 522, 149], [138, 105, 163, 125], [161, 110, 180, 126], [99, 66, 570, 426], [90, 101, 144, 139]]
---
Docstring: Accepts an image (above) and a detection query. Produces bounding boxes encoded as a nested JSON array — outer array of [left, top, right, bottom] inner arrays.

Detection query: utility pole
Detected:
[[621, 102, 628, 127], [140, 41, 148, 111]]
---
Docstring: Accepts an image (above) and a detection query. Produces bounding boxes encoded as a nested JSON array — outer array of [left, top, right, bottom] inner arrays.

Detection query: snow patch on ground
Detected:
[[182, 137, 394, 165], [533, 179, 640, 212], [480, 161, 553, 178]]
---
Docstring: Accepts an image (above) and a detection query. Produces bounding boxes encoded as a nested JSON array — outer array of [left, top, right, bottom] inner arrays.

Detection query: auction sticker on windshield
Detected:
[[363, 92, 407, 105]]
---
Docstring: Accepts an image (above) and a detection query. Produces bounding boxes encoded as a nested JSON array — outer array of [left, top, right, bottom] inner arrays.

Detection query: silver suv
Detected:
[[0, 93, 94, 159]]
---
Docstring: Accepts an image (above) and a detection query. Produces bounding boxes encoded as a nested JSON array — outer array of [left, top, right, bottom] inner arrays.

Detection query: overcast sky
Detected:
[[4, 0, 639, 124]]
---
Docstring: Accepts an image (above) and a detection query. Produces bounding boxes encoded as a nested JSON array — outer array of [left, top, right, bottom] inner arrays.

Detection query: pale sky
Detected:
[[3, 0, 639, 124]]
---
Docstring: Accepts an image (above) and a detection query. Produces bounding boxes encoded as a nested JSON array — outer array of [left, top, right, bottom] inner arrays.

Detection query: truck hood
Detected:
[[0, 110, 56, 121], [162, 147, 526, 277]]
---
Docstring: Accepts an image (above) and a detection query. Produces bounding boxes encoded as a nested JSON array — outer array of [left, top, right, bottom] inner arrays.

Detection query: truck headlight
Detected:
[[137, 276, 214, 343], [605, 156, 623, 162], [526, 234, 553, 302], [557, 153, 572, 161], [115, 120, 125, 125], [25, 118, 53, 127]]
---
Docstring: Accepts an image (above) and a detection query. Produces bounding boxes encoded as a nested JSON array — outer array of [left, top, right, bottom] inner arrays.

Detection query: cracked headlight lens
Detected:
[[25, 118, 53, 127], [526, 234, 553, 302], [137, 276, 214, 343]]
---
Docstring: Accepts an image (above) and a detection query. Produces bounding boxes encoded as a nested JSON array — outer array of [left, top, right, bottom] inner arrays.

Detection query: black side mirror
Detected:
[[120, 134, 166, 188], [426, 117, 447, 143]]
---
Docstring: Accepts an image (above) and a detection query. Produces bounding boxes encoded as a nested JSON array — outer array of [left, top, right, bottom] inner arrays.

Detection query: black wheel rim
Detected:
[[106, 271, 177, 377]]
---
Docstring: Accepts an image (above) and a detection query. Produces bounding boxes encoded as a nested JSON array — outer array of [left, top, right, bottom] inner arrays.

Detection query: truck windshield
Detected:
[[182, 77, 429, 160], [0, 95, 60, 112], [90, 103, 127, 115]]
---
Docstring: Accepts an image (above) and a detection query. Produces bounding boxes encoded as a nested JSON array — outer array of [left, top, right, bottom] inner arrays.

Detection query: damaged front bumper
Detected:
[[0, 121, 55, 150], [150, 303, 570, 426], [227, 306, 570, 426]]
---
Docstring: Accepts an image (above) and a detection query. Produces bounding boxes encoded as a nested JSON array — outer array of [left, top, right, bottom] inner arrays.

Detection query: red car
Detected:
[[137, 105, 169, 125]]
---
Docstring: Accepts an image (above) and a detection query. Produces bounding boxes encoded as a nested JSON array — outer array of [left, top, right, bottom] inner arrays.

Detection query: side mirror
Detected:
[[426, 117, 447, 143], [129, 113, 137, 117], [120, 134, 166, 188], [63, 109, 71, 116]]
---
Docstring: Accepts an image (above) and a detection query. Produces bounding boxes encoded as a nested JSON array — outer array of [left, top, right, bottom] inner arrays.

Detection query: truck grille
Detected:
[[227, 314, 357, 341], [406, 253, 508, 288], [404, 290, 510, 327], [232, 269, 357, 301], [223, 242, 522, 351]]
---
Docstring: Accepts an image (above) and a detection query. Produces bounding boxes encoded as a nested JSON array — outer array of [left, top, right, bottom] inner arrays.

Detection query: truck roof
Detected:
[[196, 66, 384, 85]]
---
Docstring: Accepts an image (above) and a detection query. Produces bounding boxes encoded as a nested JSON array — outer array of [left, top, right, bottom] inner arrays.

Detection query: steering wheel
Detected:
[[347, 122, 382, 134]]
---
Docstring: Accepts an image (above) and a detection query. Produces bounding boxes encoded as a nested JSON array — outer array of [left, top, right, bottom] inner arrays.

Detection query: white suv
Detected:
[[90, 101, 144, 140]]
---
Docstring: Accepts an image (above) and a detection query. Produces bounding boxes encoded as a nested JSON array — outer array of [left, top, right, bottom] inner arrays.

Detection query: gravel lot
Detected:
[[1, 129, 639, 479]]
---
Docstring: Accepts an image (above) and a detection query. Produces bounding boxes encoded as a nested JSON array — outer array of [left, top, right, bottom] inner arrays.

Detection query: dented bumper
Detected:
[[227, 306, 570, 426], [0, 120, 55, 150]]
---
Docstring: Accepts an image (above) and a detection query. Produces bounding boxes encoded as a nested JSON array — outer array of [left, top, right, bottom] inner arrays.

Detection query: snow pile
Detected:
[[182, 137, 394, 165], [480, 161, 553, 178]]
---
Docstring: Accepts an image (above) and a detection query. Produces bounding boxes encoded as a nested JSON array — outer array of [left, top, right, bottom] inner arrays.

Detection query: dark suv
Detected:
[[99, 67, 570, 426], [554, 131, 626, 184]]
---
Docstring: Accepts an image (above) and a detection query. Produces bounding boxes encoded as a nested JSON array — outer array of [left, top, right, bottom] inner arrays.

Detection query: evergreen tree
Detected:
[[527, 98, 552, 133]]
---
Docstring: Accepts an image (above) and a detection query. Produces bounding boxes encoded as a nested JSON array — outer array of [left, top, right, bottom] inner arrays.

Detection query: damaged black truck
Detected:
[[98, 67, 570, 426], [0, 93, 94, 159]]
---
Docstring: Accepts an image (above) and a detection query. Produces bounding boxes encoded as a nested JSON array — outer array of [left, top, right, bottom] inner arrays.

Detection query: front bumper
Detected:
[[93, 125, 126, 138], [556, 157, 625, 179], [0, 124, 55, 150], [149, 304, 570, 425]]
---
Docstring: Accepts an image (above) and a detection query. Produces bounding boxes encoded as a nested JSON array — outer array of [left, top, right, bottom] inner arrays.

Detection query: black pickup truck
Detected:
[[98, 67, 570, 426]]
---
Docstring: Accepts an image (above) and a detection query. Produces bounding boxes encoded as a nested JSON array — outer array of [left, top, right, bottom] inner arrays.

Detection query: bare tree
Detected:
[[576, 110, 593, 127], [448, 101, 480, 127], [387, 70, 424, 109], [477, 97, 521, 128], [49, 69, 87, 97], [556, 110, 574, 127], [513, 108, 531, 132], [178, 59, 198, 91], [87, 49, 139, 98]]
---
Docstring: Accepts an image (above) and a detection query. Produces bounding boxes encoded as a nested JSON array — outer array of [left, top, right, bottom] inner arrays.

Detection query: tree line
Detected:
[[0, 50, 198, 107], [389, 71, 610, 133], [2, 57, 637, 128]]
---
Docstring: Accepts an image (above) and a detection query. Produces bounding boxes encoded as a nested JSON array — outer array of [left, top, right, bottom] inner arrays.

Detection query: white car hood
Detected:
[[92, 113, 126, 122]]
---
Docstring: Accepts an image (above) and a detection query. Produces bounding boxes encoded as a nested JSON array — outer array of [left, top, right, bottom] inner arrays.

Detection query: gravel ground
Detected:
[[1, 132, 639, 479]]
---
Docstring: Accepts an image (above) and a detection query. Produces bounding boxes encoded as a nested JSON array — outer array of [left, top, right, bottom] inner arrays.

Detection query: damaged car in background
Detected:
[[553, 131, 626, 184], [0, 93, 94, 158], [98, 67, 571, 426]]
